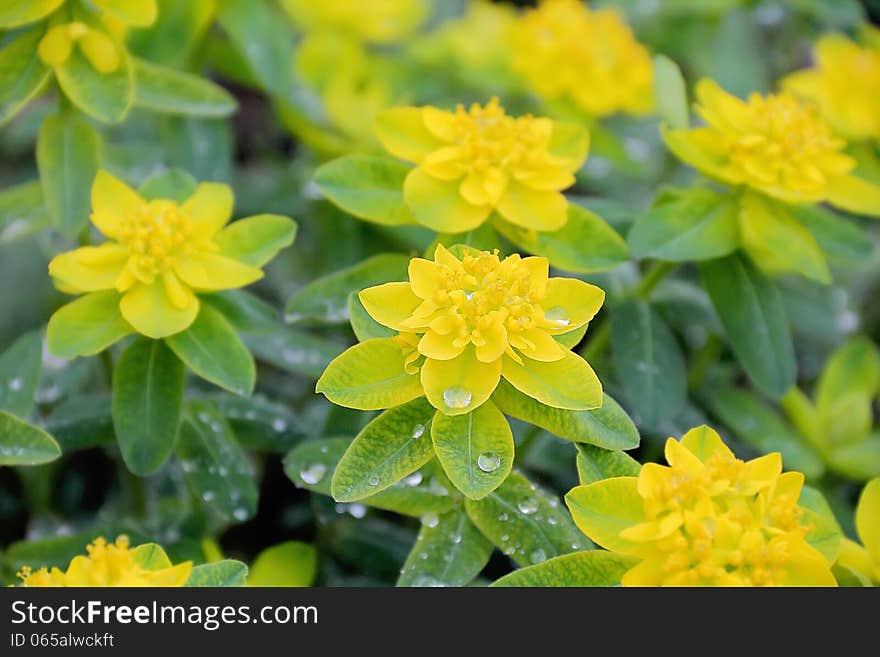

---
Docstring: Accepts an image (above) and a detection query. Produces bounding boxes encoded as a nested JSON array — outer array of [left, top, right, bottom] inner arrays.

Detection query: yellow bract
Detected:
[[783, 34, 880, 142], [509, 0, 654, 118], [281, 0, 427, 44], [835, 478, 880, 584], [663, 79, 880, 215], [48, 171, 264, 339], [376, 98, 589, 233], [356, 244, 604, 415], [17, 536, 191, 587], [567, 426, 836, 586], [38, 20, 120, 73]]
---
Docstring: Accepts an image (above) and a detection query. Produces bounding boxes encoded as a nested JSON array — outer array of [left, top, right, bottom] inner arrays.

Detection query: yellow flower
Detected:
[[509, 0, 653, 118], [280, 0, 427, 44], [376, 98, 589, 233], [835, 478, 880, 584], [48, 171, 266, 340], [319, 244, 605, 416], [566, 426, 837, 586], [17, 536, 191, 587], [783, 34, 880, 142], [663, 79, 880, 216]]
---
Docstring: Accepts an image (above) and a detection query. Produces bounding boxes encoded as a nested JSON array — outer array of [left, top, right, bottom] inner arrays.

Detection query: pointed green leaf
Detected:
[[186, 560, 248, 587], [133, 57, 237, 117], [431, 401, 514, 500], [313, 155, 415, 226], [0, 331, 42, 418], [113, 338, 184, 475], [465, 471, 590, 567], [166, 305, 255, 395], [0, 0, 63, 28], [790, 204, 874, 265], [214, 214, 297, 267], [348, 291, 395, 342], [492, 550, 638, 587], [576, 444, 641, 486], [653, 54, 689, 130], [0, 26, 51, 125], [47, 291, 132, 359], [828, 437, 880, 480], [247, 541, 317, 587], [202, 290, 278, 334], [330, 398, 437, 502], [700, 253, 796, 399], [131, 543, 173, 571], [37, 112, 101, 238], [204, 393, 301, 453], [0, 181, 50, 245], [610, 299, 687, 427], [492, 380, 639, 450], [398, 507, 493, 587], [0, 410, 60, 466], [45, 394, 114, 451], [55, 47, 134, 123]]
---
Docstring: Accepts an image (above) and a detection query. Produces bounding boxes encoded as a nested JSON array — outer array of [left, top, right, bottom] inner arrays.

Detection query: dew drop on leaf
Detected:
[[367, 475, 379, 487], [517, 499, 538, 515], [530, 549, 547, 564], [421, 512, 439, 528], [411, 423, 426, 438], [477, 451, 501, 472], [300, 463, 327, 485], [544, 306, 570, 327]]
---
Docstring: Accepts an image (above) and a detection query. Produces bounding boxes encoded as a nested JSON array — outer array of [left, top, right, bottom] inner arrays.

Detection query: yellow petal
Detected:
[[856, 478, 880, 564], [91, 170, 145, 239], [418, 330, 465, 361], [375, 107, 442, 163], [663, 437, 704, 473], [620, 558, 665, 587], [679, 425, 735, 463], [661, 125, 735, 186], [181, 183, 234, 240], [542, 278, 605, 332], [501, 351, 602, 410], [404, 168, 492, 233], [514, 166, 575, 191], [743, 452, 783, 490], [78, 29, 120, 74], [421, 106, 456, 141], [359, 282, 421, 331], [694, 78, 752, 133], [49, 244, 129, 292], [172, 252, 263, 292], [497, 181, 567, 231], [619, 513, 683, 542], [146, 562, 192, 587], [520, 256, 549, 297], [510, 327, 565, 362], [825, 174, 880, 217], [420, 347, 501, 416], [474, 319, 507, 363], [780, 541, 838, 586], [119, 279, 199, 339], [162, 270, 191, 309], [38, 25, 73, 67], [564, 478, 651, 557], [835, 538, 876, 581], [408, 257, 441, 299], [90, 0, 158, 27]]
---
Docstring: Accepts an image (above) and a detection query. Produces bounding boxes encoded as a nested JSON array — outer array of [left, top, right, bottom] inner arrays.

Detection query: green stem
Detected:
[[687, 334, 723, 392], [119, 464, 148, 521]]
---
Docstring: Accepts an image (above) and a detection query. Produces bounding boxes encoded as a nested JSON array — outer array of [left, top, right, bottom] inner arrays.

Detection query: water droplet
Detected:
[[477, 451, 501, 473], [412, 576, 444, 587], [498, 512, 508, 521], [421, 512, 439, 528], [442, 386, 472, 409], [300, 463, 326, 485], [320, 445, 329, 454], [517, 499, 538, 515], [202, 491, 215, 502], [348, 503, 367, 519], [452, 534, 462, 544], [404, 472, 423, 487], [503, 546, 516, 556], [530, 549, 547, 564], [544, 306, 570, 327], [233, 508, 249, 521], [272, 418, 288, 432], [571, 543, 581, 551], [501, 534, 509, 542], [411, 423, 426, 438], [210, 422, 222, 433], [217, 466, 228, 477], [198, 412, 211, 423], [419, 552, 429, 560], [181, 460, 196, 473], [367, 475, 379, 487], [428, 477, 449, 496], [547, 517, 558, 526], [8, 377, 22, 391]]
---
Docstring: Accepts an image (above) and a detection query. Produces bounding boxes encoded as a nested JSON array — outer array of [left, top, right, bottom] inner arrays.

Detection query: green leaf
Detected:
[[216, 0, 293, 96], [330, 398, 437, 502], [0, 331, 41, 418], [398, 507, 493, 587], [799, 486, 842, 563], [186, 560, 248, 587], [653, 54, 689, 130], [112, 338, 184, 475], [247, 541, 317, 587], [348, 292, 395, 342], [132, 57, 237, 117], [465, 471, 590, 566], [0, 410, 61, 466], [177, 401, 259, 523], [703, 386, 824, 479], [492, 380, 639, 451], [827, 436, 880, 480], [214, 214, 297, 267], [791, 204, 874, 265], [627, 187, 740, 262], [494, 203, 629, 274], [575, 444, 641, 486], [204, 393, 300, 453], [0, 26, 51, 125], [4, 526, 149, 574], [243, 326, 341, 379], [610, 299, 687, 427], [55, 47, 134, 124], [131, 543, 173, 571], [202, 290, 278, 334], [0, 181, 51, 245], [166, 305, 255, 395], [816, 336, 880, 445], [45, 394, 114, 451], [492, 550, 638, 587], [161, 116, 232, 182], [700, 253, 796, 399], [285, 253, 410, 324], [285, 438, 457, 517], [316, 338, 423, 410], [313, 155, 415, 227], [138, 167, 198, 202], [0, 0, 63, 28], [47, 291, 133, 359], [37, 112, 101, 239], [431, 401, 514, 500]]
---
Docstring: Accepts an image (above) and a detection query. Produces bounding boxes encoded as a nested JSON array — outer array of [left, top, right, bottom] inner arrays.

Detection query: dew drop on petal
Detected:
[[443, 386, 473, 409], [544, 306, 570, 327]]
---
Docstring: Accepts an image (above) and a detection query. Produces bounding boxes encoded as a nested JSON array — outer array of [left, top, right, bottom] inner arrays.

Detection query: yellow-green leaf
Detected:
[[47, 291, 133, 359], [492, 550, 638, 587], [0, 410, 61, 466]]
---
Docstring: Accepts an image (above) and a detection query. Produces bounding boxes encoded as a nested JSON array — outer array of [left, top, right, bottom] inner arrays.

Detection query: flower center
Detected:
[[119, 201, 194, 279]]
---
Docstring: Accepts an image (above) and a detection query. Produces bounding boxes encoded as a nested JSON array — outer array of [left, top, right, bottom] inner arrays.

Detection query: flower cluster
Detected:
[[17, 536, 191, 587], [376, 97, 589, 233], [319, 244, 605, 416], [281, 0, 427, 45], [783, 33, 880, 142], [509, 0, 654, 118], [663, 79, 880, 216], [566, 426, 836, 586]]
